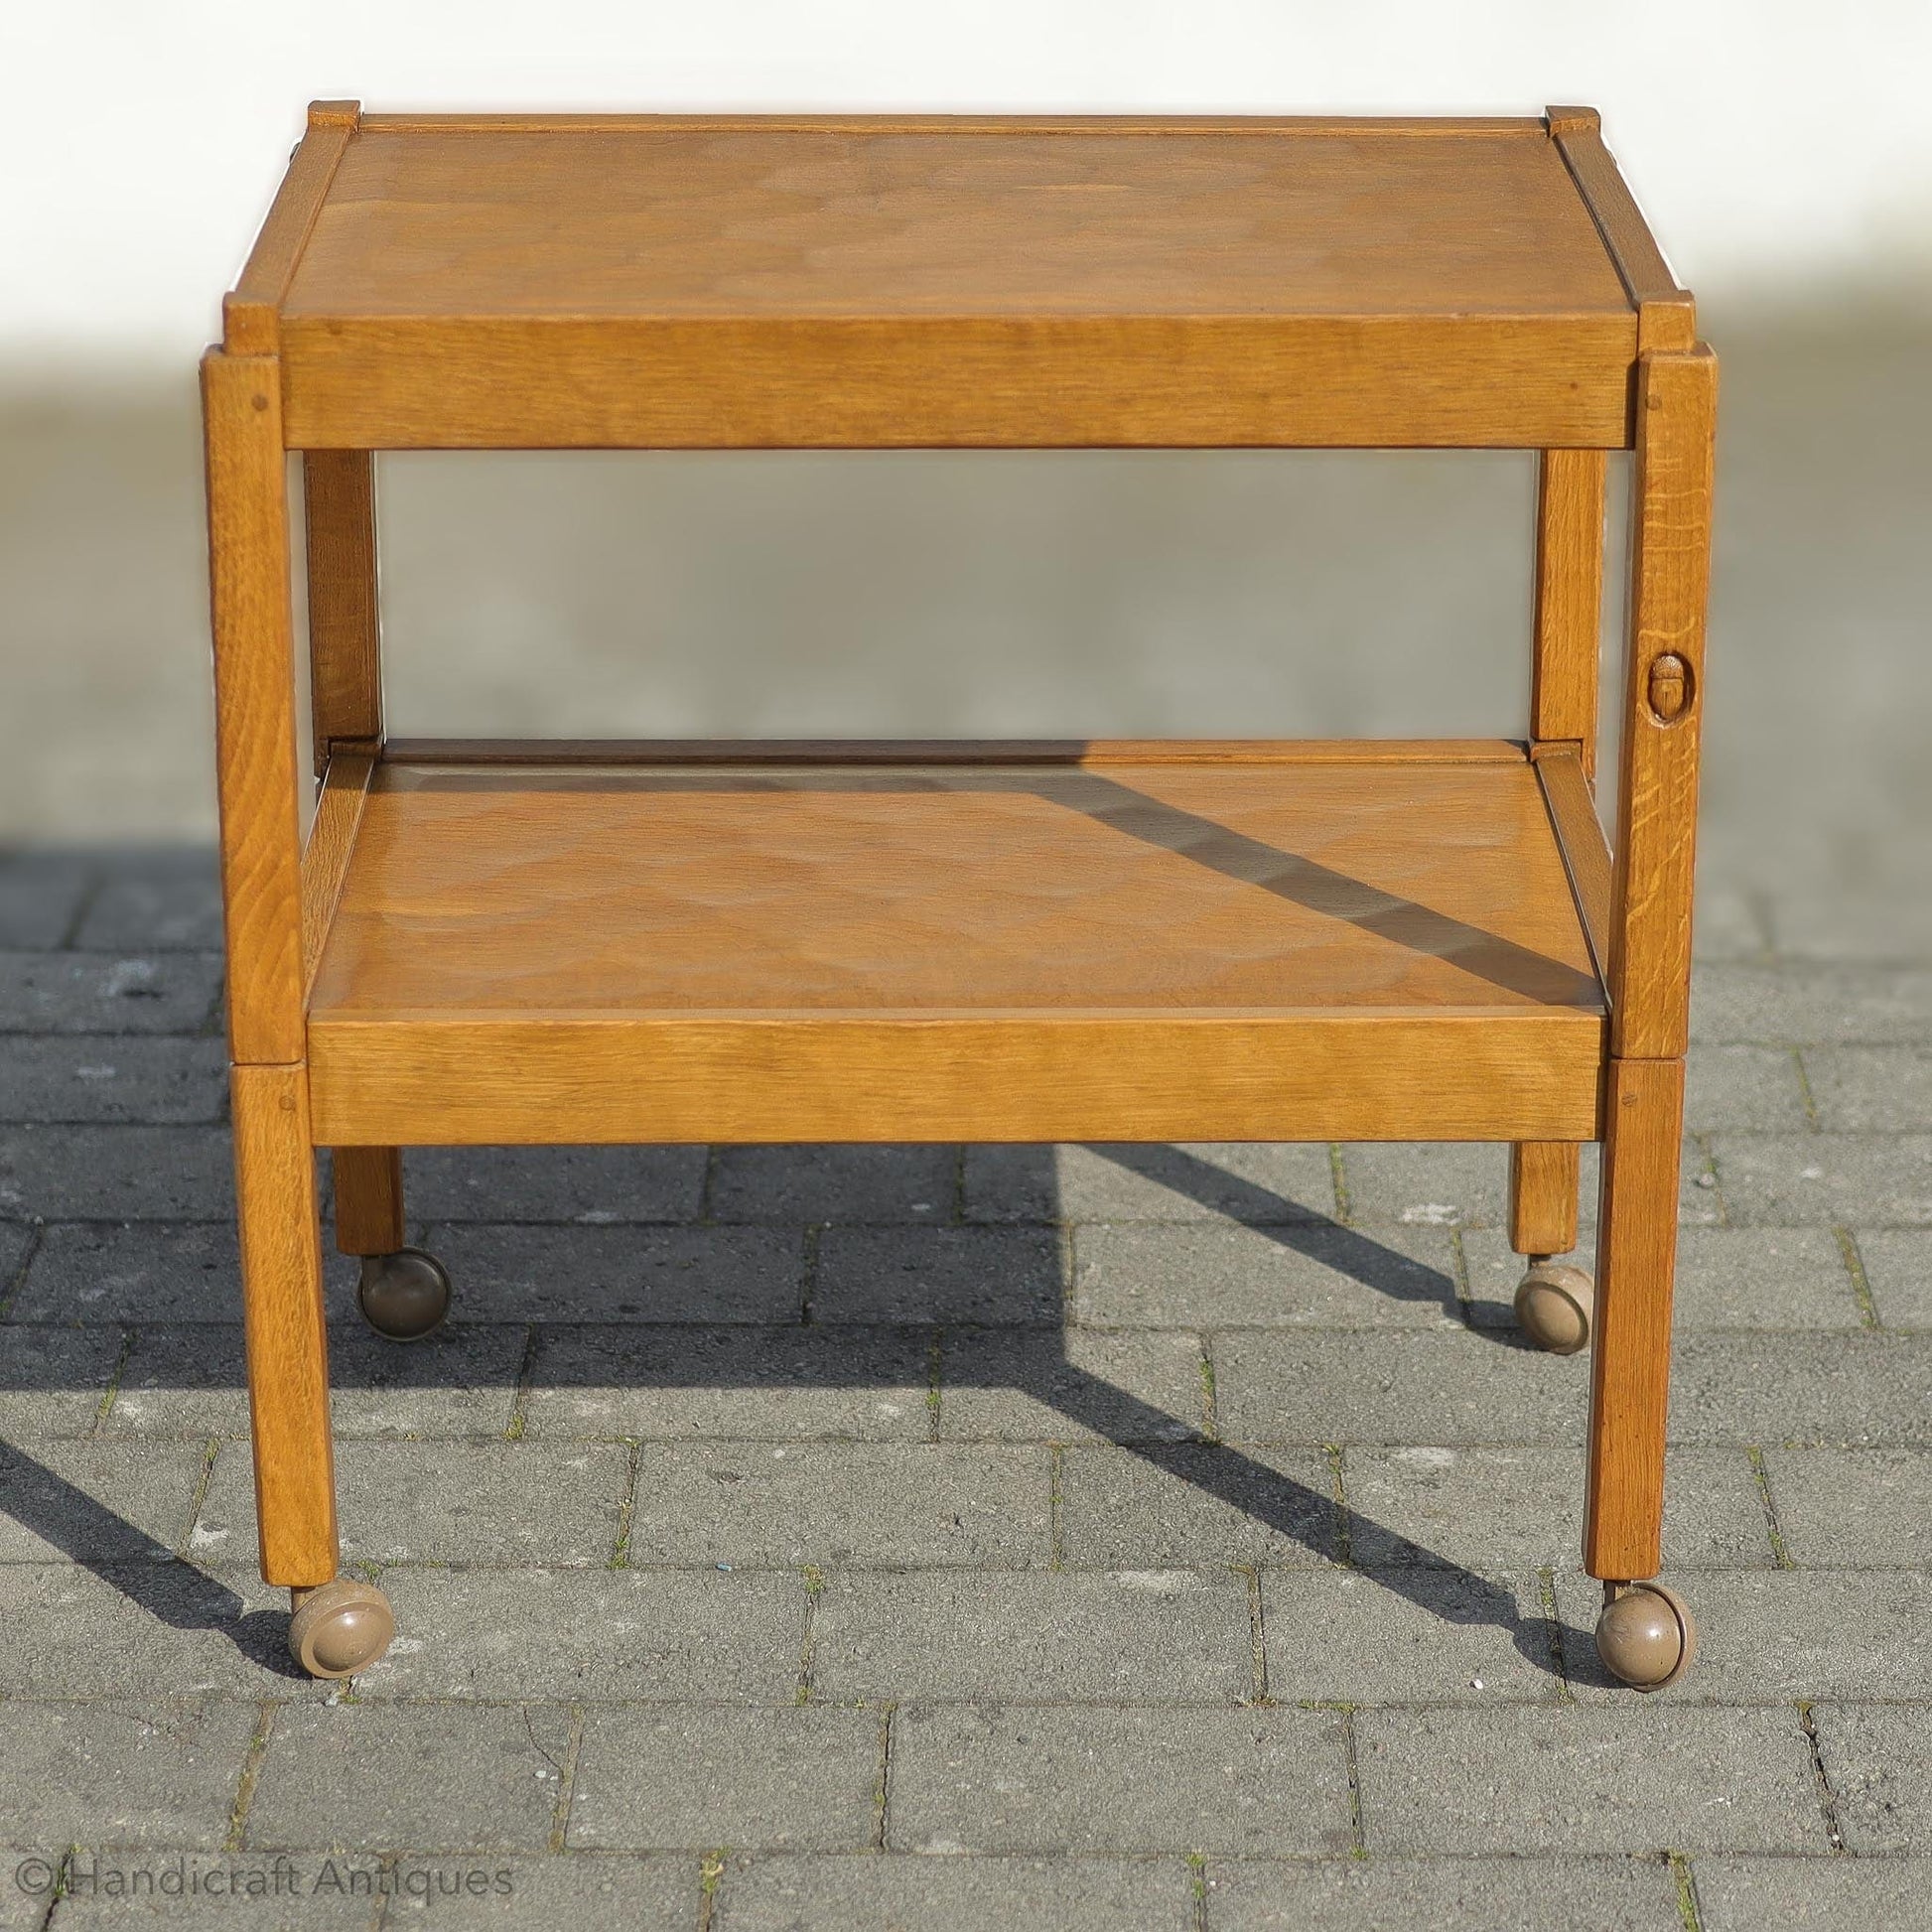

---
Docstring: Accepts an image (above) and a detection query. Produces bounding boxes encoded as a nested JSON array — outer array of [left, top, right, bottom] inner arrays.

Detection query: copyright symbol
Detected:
[[14, 1860, 54, 1897]]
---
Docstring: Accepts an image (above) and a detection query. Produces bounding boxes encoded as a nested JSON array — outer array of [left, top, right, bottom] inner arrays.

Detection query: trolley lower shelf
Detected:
[[302, 738, 1609, 1148]]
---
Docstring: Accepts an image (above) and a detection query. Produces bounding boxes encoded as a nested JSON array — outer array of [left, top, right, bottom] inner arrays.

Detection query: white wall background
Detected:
[[7, 0, 1932, 361]]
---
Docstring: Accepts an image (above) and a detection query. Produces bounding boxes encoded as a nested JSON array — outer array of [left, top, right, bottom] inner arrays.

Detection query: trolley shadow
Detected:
[[0, 1140, 1608, 1687]]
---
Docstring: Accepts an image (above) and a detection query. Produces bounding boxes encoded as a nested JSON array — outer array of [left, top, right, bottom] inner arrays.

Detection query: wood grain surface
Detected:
[[1585, 1054, 1688, 1578], [1607, 348, 1719, 1059], [303, 749, 1605, 1146], [301, 448, 383, 770], [229, 1062, 339, 1585], [249, 114, 1646, 449], [202, 351, 308, 1064], [1509, 1139, 1582, 1257]]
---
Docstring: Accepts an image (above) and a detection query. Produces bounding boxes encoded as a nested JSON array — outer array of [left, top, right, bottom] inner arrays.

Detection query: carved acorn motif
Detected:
[[1646, 651, 1693, 724]]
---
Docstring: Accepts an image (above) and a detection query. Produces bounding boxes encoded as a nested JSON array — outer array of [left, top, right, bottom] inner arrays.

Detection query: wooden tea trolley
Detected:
[[204, 103, 1715, 1686]]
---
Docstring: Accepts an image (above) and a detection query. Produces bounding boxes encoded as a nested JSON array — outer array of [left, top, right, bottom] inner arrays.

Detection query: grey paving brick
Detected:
[[424, 1223, 803, 1323], [1556, 1570, 1932, 1704], [1668, 1332, 1932, 1445], [1463, 1226, 1864, 1331], [1354, 1705, 1825, 1853], [0, 1215, 31, 1293], [1859, 1228, 1932, 1326], [1056, 1444, 1339, 1568], [360, 1566, 807, 1703], [401, 1144, 705, 1224], [812, 1227, 1063, 1325], [569, 1706, 879, 1852], [1713, 1134, 1932, 1226], [197, 1441, 630, 1567], [1205, 1855, 1685, 1931], [965, 1143, 1337, 1226], [807, 1569, 1253, 1704], [1759, 1447, 1932, 1566], [1342, 1445, 1773, 1572], [0, 1440, 207, 1562], [1334, 1143, 1509, 1229], [1812, 1703, 1932, 1854], [1693, 964, 1932, 1045], [1070, 1221, 1459, 1329], [886, 1704, 1352, 1856], [714, 1853, 1195, 1932], [386, 1855, 695, 1930], [709, 1145, 959, 1225], [244, 1701, 573, 1853], [1803, 1046, 1932, 1131], [0, 1565, 307, 1699], [0, 1035, 226, 1125], [0, 851, 95, 947], [937, 1328, 1207, 1443], [621, 1443, 1051, 1568], [1212, 1330, 1587, 1447], [51, 1853, 384, 1927], [0, 951, 222, 1035], [16, 1220, 246, 1322], [1687, 1043, 1812, 1132], [523, 1323, 933, 1442], [105, 1321, 521, 1442], [0, 1125, 234, 1221], [0, 1699, 259, 1851], [71, 854, 225, 953], [1694, 1855, 1932, 1932], [1261, 1568, 1561, 1706], [0, 1322, 132, 1437]]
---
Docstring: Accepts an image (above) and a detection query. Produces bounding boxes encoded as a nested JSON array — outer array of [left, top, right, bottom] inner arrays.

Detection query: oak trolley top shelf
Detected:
[[230, 103, 1691, 451]]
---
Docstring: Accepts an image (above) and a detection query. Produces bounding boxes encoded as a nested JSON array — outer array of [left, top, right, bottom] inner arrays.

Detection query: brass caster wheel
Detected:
[[288, 1577, 395, 1679], [1595, 1581, 1697, 1691], [1514, 1260, 1594, 1355], [356, 1247, 451, 1341]]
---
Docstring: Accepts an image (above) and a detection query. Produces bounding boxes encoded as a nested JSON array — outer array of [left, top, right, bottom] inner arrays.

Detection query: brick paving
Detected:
[[0, 850, 1928, 1928]]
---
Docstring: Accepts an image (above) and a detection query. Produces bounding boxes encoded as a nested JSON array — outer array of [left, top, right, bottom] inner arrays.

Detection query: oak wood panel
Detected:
[[310, 757, 1604, 1021], [1530, 449, 1608, 774], [1509, 1140, 1583, 1256], [229, 1062, 339, 1586], [289, 125, 1628, 321], [381, 737, 1529, 767], [281, 312, 1636, 452], [271, 117, 1639, 450], [1535, 748, 1613, 981], [300, 751, 374, 993], [202, 351, 308, 1063], [1607, 348, 1718, 1058], [308, 1013, 1603, 1147], [331, 1145, 405, 1255], [1548, 106, 1695, 354], [224, 103, 358, 356], [301, 448, 382, 769], [1585, 1054, 1687, 1578]]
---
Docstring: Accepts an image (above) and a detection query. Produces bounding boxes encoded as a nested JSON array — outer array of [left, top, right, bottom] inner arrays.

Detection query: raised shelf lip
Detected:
[[355, 111, 1549, 137]]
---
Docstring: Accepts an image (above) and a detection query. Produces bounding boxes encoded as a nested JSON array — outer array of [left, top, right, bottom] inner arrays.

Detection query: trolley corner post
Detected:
[[1585, 345, 1719, 1681]]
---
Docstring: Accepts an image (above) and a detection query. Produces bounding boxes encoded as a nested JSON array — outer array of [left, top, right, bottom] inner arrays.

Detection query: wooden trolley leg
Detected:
[[1510, 448, 1605, 1343], [302, 448, 411, 1262], [332, 1146, 405, 1256], [231, 1064, 339, 1586], [1583, 344, 1717, 1690], [207, 333, 396, 1675], [1509, 1140, 1581, 1257]]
